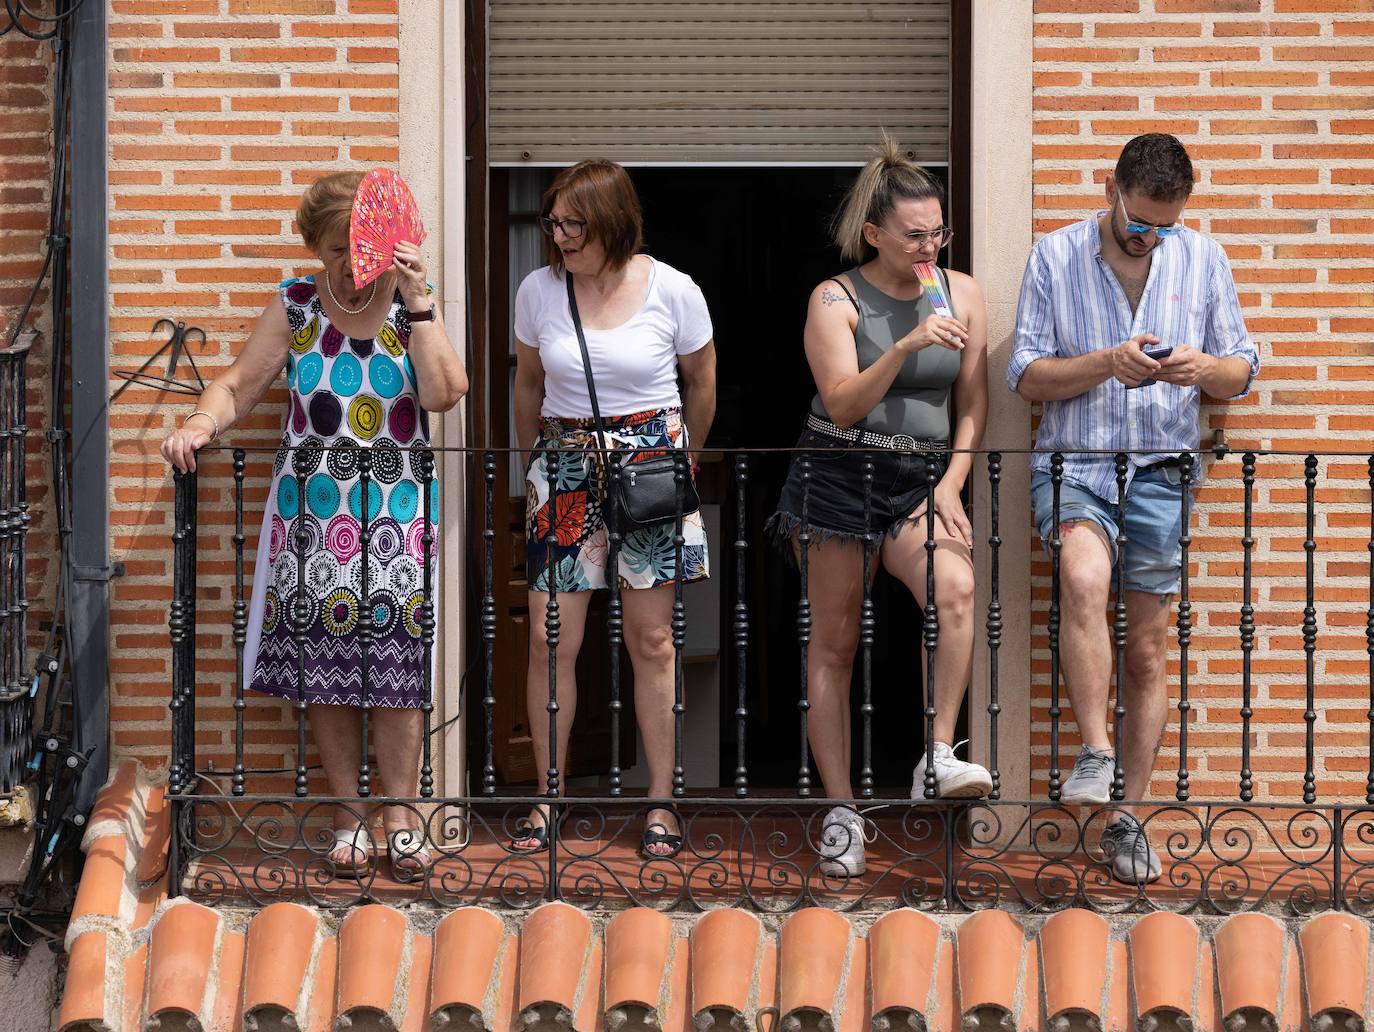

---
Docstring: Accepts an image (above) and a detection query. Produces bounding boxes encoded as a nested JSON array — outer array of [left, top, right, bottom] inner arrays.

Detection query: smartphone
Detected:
[[1126, 344, 1174, 388]]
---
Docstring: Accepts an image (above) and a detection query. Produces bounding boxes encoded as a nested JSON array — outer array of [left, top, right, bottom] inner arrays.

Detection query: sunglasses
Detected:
[[1116, 195, 1183, 238]]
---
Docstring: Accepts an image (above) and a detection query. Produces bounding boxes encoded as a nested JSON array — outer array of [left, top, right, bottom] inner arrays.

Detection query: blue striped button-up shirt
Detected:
[[1007, 214, 1259, 501]]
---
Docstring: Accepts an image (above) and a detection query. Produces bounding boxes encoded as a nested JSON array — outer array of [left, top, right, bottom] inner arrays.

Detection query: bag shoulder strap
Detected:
[[565, 271, 611, 457], [826, 276, 861, 315]]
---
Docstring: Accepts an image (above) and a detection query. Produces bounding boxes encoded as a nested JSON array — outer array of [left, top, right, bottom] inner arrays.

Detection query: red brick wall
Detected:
[[1031, 0, 1374, 801], [105, 0, 399, 789], [0, 27, 59, 655]]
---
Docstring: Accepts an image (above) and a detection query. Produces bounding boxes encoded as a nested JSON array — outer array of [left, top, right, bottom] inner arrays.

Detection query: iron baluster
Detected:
[[1112, 453, 1128, 802], [733, 453, 750, 798], [796, 452, 812, 797], [292, 464, 309, 797], [0, 353, 10, 697], [1176, 452, 1193, 802], [357, 446, 373, 799], [859, 453, 876, 800], [1303, 453, 1318, 805], [922, 453, 939, 800], [1048, 452, 1064, 802], [985, 452, 1002, 799], [168, 469, 196, 797], [232, 449, 247, 796], [482, 451, 497, 796], [419, 447, 436, 799], [672, 449, 687, 798], [544, 447, 561, 800], [1240, 453, 1256, 802], [1367, 454, 1374, 805], [607, 450, 624, 797], [14, 348, 24, 697]]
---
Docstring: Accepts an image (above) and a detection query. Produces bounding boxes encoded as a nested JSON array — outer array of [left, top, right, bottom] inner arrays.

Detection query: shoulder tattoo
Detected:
[[820, 287, 843, 307]]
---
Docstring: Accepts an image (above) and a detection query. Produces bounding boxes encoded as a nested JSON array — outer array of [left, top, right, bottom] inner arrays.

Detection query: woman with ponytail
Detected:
[[770, 135, 990, 877]]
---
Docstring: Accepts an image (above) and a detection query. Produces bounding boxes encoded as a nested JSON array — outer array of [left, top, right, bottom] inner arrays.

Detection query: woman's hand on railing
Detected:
[[161, 419, 214, 474]]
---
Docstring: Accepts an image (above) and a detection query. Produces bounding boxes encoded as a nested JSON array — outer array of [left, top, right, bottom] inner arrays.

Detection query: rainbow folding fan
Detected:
[[350, 168, 427, 289], [912, 261, 953, 318]]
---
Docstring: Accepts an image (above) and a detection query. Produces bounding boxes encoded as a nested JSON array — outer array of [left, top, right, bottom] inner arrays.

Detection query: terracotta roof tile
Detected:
[[690, 907, 763, 1023], [1039, 907, 1109, 1026], [1215, 912, 1287, 1029], [430, 907, 511, 1030], [604, 907, 674, 1021], [55, 762, 1374, 1032], [336, 904, 412, 1027], [145, 900, 221, 1026], [241, 901, 324, 1027], [516, 901, 601, 1030], [1300, 912, 1370, 1028], [867, 909, 940, 1026], [778, 907, 852, 1025], [956, 907, 1027, 1028]]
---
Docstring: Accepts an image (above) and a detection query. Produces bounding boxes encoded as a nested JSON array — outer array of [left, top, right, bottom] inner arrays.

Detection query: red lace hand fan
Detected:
[[350, 168, 427, 289]]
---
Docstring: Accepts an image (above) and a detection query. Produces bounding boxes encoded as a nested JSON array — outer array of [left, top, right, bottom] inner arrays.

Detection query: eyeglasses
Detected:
[[1116, 195, 1183, 238], [873, 223, 954, 250], [538, 216, 587, 239]]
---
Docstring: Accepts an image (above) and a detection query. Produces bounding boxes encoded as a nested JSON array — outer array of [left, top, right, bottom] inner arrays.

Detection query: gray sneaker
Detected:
[[1099, 814, 1162, 885], [818, 805, 867, 878], [1059, 746, 1115, 805]]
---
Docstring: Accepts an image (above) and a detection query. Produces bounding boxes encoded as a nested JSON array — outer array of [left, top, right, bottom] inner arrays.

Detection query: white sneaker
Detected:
[[911, 741, 994, 800], [818, 805, 867, 877]]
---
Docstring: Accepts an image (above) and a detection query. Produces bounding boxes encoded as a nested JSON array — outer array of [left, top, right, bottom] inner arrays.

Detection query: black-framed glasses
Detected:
[[873, 223, 954, 250], [538, 216, 587, 239]]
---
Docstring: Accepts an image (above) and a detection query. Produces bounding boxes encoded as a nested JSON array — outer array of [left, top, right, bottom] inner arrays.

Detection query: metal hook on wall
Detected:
[[110, 318, 208, 402]]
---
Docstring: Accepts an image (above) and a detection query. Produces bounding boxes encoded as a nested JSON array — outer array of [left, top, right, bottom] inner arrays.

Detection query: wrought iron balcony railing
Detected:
[[164, 443, 1374, 915]]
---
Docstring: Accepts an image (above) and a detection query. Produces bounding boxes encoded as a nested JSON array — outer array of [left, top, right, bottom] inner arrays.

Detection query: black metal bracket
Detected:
[[109, 318, 207, 401]]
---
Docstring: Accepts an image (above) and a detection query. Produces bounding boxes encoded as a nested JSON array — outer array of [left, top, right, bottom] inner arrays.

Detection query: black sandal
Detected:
[[509, 807, 562, 854], [639, 812, 683, 860]]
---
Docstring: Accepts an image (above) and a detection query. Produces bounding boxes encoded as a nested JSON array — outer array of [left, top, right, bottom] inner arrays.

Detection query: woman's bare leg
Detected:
[[795, 536, 868, 801], [307, 704, 370, 861], [880, 522, 977, 747], [620, 584, 679, 853]]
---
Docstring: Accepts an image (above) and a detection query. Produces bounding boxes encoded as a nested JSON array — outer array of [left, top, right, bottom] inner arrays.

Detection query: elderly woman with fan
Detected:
[[160, 170, 468, 878]]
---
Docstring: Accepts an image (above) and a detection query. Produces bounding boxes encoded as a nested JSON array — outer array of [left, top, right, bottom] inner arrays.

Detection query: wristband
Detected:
[[185, 410, 220, 441]]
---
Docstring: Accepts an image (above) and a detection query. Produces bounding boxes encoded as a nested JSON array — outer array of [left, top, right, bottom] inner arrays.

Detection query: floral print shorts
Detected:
[[525, 406, 709, 592]]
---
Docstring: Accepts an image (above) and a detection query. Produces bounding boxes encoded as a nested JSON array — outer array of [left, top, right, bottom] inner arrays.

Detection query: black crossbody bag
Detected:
[[565, 271, 700, 529]]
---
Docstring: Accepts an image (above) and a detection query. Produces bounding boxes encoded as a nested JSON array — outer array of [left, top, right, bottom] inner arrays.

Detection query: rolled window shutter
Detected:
[[489, 1, 951, 165]]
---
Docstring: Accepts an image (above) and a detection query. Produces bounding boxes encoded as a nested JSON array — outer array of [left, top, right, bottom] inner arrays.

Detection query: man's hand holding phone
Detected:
[[1111, 333, 1168, 388], [1152, 344, 1214, 388]]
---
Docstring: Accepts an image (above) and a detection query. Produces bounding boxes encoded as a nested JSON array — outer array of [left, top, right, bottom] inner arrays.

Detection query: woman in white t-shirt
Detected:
[[512, 159, 717, 859]]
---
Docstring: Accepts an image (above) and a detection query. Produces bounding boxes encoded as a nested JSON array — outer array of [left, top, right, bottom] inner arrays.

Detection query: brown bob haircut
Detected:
[[295, 170, 364, 252], [540, 159, 643, 274]]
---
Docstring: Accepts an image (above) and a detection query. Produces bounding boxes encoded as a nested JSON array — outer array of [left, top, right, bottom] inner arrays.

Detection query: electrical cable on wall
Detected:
[[0, 0, 94, 973]]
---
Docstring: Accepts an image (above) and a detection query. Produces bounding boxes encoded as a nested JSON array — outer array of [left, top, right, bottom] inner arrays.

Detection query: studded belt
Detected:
[[805, 413, 946, 454]]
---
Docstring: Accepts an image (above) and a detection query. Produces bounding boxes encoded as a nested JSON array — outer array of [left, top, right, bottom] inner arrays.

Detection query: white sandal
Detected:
[[329, 825, 372, 879], [387, 828, 433, 880]]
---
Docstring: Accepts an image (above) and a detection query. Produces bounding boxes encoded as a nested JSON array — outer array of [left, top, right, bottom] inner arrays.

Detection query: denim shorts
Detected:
[[769, 428, 949, 545], [1030, 464, 1191, 595]]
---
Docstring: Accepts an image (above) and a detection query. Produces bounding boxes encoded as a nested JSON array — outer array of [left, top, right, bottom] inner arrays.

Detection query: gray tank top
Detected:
[[810, 265, 961, 441]]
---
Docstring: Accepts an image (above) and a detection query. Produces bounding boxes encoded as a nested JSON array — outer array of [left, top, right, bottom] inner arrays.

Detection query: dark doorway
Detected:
[[629, 167, 964, 794]]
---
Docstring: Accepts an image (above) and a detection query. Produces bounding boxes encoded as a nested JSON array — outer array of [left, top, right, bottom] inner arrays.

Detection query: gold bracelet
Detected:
[[185, 409, 220, 441]]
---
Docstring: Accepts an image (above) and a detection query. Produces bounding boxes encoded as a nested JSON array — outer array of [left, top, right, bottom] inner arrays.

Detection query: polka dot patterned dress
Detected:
[[242, 275, 437, 708]]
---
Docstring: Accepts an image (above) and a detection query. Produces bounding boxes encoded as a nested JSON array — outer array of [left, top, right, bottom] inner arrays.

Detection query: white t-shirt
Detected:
[[514, 257, 713, 418]]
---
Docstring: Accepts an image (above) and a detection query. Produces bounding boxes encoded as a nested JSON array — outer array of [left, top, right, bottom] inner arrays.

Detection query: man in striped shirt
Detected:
[[1008, 134, 1259, 884]]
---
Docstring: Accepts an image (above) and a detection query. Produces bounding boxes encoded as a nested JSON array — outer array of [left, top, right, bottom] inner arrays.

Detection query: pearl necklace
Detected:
[[323, 269, 377, 316]]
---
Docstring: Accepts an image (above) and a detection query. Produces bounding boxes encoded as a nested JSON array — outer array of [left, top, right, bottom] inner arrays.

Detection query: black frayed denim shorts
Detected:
[[767, 428, 949, 548]]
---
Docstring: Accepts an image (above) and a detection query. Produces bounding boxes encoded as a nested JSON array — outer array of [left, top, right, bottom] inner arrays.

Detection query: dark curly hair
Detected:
[[1114, 133, 1194, 203]]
